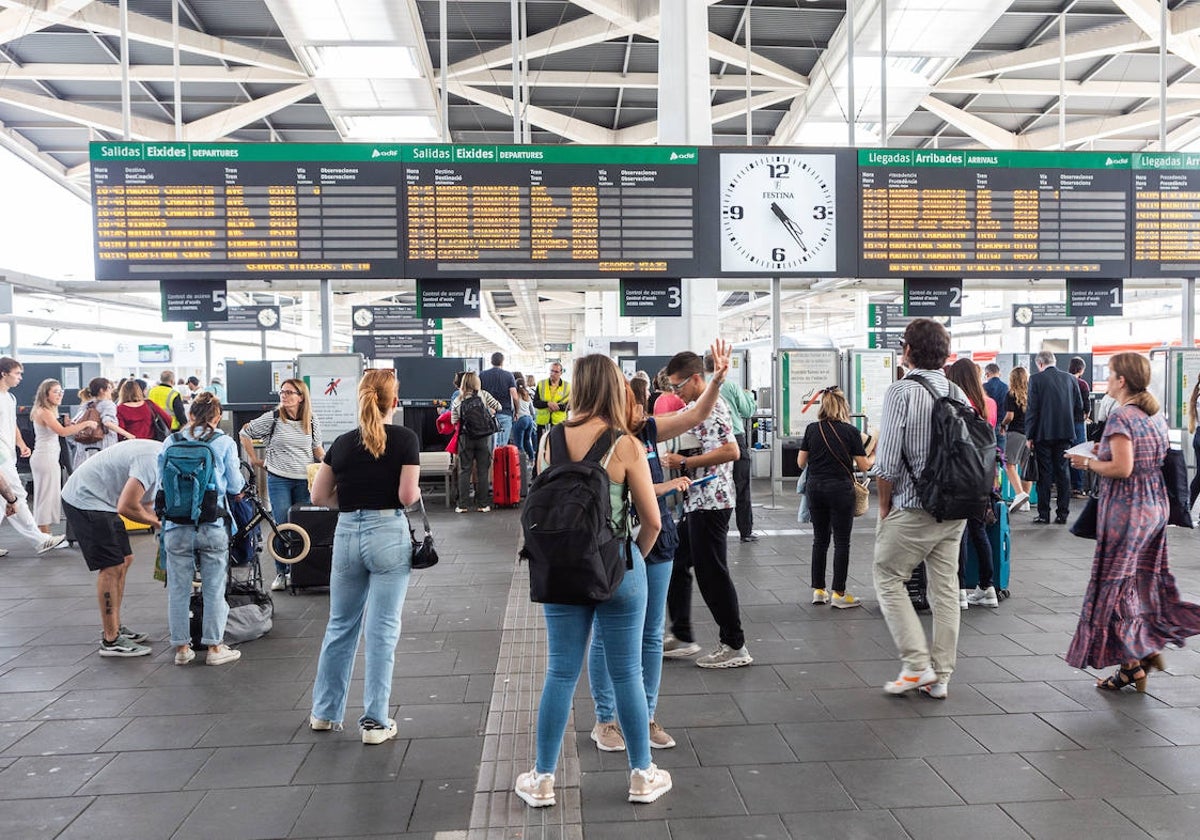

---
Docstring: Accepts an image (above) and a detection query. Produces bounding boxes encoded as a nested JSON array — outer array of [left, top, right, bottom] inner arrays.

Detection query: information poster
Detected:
[[779, 349, 841, 439], [848, 350, 895, 437], [297, 353, 364, 445]]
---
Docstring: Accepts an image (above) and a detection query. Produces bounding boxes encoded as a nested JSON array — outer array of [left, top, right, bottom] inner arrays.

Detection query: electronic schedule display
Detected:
[[90, 142, 402, 280], [858, 149, 1131, 278], [1132, 152, 1200, 277], [402, 145, 700, 277]]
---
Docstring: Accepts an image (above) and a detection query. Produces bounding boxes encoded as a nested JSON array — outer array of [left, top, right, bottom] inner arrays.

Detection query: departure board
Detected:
[[1131, 152, 1200, 277], [403, 145, 700, 277], [90, 142, 402, 280], [858, 150, 1130, 278]]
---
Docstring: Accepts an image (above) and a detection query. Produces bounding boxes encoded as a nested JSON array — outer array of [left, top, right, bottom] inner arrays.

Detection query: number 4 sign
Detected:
[[619, 278, 684, 317]]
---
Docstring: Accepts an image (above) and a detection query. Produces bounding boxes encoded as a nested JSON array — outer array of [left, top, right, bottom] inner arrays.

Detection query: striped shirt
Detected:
[[873, 369, 965, 511], [240, 411, 323, 480]]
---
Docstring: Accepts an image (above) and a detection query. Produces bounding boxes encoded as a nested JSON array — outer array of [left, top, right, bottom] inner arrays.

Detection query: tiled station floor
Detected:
[[3, 478, 1200, 839]]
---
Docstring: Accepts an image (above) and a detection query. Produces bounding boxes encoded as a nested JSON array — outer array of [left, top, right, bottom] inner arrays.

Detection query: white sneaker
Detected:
[[360, 717, 397, 744], [883, 666, 937, 695], [831, 592, 862, 609], [812, 588, 831, 605], [270, 573, 287, 591], [174, 647, 195, 665], [37, 535, 66, 554], [662, 634, 702, 658], [966, 586, 999, 608], [515, 769, 556, 807], [1008, 491, 1029, 515], [309, 715, 343, 732], [696, 644, 753, 669], [1019, 501, 1031, 512], [205, 645, 241, 666], [919, 681, 949, 700], [959, 589, 970, 610], [628, 764, 672, 803]]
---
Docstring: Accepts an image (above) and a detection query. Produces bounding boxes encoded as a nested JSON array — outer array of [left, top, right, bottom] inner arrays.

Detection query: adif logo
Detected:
[[372, 148, 399, 158], [1105, 156, 1129, 166], [669, 151, 697, 161]]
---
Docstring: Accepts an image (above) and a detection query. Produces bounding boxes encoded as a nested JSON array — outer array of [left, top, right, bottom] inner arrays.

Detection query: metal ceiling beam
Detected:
[[0, 117, 87, 199], [0, 63, 306, 83], [1112, 0, 1200, 67], [0, 0, 93, 44], [1022, 97, 1200, 147], [449, 69, 801, 92], [444, 14, 632, 79], [0, 0, 305, 74], [181, 82, 313, 141], [919, 95, 1019, 148], [935, 78, 1200, 98], [445, 81, 615, 144], [947, 22, 1153, 80], [616, 89, 797, 143], [0, 86, 174, 139]]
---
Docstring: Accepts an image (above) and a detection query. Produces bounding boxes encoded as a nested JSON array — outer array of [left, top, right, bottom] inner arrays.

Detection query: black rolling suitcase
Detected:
[[287, 505, 336, 592], [905, 562, 930, 612]]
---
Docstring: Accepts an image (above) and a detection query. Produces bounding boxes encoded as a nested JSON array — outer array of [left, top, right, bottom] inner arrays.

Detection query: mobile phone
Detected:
[[688, 474, 717, 489]]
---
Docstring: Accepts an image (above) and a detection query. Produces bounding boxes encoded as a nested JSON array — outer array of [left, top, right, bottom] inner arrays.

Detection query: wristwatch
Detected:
[[680, 458, 688, 472]]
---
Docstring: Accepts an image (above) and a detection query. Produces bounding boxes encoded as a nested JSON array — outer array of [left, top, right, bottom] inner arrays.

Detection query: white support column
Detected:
[[656, 0, 718, 355], [320, 278, 333, 353], [1184, 277, 1196, 348]]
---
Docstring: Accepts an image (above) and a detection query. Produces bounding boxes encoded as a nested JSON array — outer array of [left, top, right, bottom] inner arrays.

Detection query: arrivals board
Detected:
[[91, 142, 402, 280], [858, 150, 1130, 279], [1131, 152, 1200, 278], [402, 145, 700, 277]]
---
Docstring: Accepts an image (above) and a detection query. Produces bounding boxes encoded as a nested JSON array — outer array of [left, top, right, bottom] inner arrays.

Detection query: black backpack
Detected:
[[520, 426, 630, 605], [901, 375, 997, 522], [459, 395, 499, 439]]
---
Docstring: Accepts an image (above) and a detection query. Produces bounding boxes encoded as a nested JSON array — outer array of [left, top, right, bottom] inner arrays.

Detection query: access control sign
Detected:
[[619, 279, 682, 317], [417, 279, 481, 319], [161, 279, 227, 323]]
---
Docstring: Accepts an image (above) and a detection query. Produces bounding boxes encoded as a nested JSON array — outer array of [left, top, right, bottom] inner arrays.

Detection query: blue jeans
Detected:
[[164, 523, 229, 647], [511, 415, 536, 459], [1071, 421, 1087, 491], [589, 555, 670, 724], [268, 473, 311, 575], [537, 546, 649, 774], [494, 412, 513, 447], [311, 509, 412, 727]]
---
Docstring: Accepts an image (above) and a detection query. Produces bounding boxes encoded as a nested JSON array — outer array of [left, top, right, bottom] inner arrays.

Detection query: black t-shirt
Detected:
[[1003, 393, 1026, 435], [799, 419, 866, 483], [1074, 377, 1090, 423], [323, 425, 420, 511]]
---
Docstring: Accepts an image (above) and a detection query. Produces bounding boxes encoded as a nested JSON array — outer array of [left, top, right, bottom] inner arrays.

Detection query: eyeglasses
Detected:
[[279, 389, 300, 397], [664, 377, 691, 393]]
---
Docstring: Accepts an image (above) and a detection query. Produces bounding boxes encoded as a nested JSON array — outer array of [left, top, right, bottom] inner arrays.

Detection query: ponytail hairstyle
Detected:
[[358, 368, 398, 459], [513, 371, 530, 401], [1008, 366, 1029, 410], [78, 376, 112, 404], [1109, 352, 1159, 416], [817, 386, 851, 423], [459, 371, 481, 397], [625, 378, 645, 433], [34, 379, 61, 411], [186, 391, 222, 440]]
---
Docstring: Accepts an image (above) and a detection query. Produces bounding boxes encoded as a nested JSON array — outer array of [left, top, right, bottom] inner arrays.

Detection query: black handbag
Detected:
[[1069, 496, 1098, 539], [409, 498, 439, 570], [1018, 445, 1038, 482], [1162, 448, 1194, 529]]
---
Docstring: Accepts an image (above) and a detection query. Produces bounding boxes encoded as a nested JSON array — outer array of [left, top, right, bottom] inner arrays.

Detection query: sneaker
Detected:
[[205, 645, 241, 666], [37, 535, 66, 554], [1007, 491, 1029, 514], [119, 625, 148, 644], [831, 592, 862, 609], [959, 589, 970, 610], [628, 764, 672, 803], [270, 573, 287, 592], [662, 634, 702, 658], [477, 506, 491, 513], [99, 635, 151, 658], [309, 715, 343, 732], [591, 721, 625, 751], [696, 644, 753, 669], [360, 717, 398, 745], [812, 588, 831, 605], [966, 586, 999, 608], [883, 666, 938, 695], [173, 647, 195, 665], [0, 548, 8, 557], [919, 681, 949, 700], [515, 768, 556, 808], [1018, 501, 1031, 512], [1072, 490, 1089, 499], [455, 506, 468, 514], [649, 720, 676, 749]]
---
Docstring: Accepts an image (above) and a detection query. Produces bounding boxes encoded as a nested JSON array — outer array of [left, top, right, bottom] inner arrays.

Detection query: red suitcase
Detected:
[[493, 444, 521, 507]]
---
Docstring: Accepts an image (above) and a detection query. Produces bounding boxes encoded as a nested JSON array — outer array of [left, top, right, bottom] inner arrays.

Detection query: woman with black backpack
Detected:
[[515, 354, 668, 809], [450, 371, 501, 513]]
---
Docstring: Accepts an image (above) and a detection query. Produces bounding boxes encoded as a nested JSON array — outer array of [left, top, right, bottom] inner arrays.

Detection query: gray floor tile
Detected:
[[1022, 748, 1172, 798], [774, 661, 868, 690], [292, 737, 407, 785], [0, 753, 114, 799], [969, 681, 1089, 714], [1109, 793, 1200, 839], [926, 753, 1069, 804], [99, 714, 218, 751], [0, 690, 61, 720], [579, 766, 744, 824], [654, 814, 790, 839], [1122, 707, 1200, 746], [194, 710, 311, 748], [894, 803, 1034, 840], [780, 808, 909, 840], [1124, 745, 1200, 794], [0, 664, 85, 691], [1037, 710, 1174, 749], [407, 777, 474, 832], [3, 716, 129, 756], [730, 690, 830, 724], [813, 687, 923, 720], [56, 791, 205, 840], [172, 784, 313, 840], [186, 743, 313, 789], [0, 795, 92, 839], [688, 723, 796, 765], [866, 717, 987, 757], [395, 702, 487, 738], [78, 747, 213, 794], [292, 780, 422, 837], [987, 655, 1093, 682], [777, 720, 892, 762], [828, 758, 963, 809], [650, 692, 747, 727], [1001, 799, 1146, 839], [731, 762, 855, 813], [953, 713, 1081, 752], [31, 688, 143, 720]]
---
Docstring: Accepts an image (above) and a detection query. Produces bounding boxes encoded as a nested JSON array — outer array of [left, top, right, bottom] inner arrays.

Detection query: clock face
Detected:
[[1015, 306, 1033, 326], [352, 307, 374, 328], [720, 153, 838, 273], [257, 308, 279, 329]]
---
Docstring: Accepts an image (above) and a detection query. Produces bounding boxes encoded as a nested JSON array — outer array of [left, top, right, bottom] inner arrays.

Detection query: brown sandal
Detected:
[[1141, 652, 1166, 673], [1097, 664, 1147, 693]]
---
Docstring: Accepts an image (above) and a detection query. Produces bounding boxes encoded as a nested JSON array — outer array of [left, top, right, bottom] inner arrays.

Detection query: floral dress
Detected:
[[1066, 405, 1200, 668]]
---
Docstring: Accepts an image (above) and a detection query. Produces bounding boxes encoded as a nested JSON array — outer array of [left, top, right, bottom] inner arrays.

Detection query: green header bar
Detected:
[[90, 142, 699, 166], [858, 148, 1132, 170], [1133, 152, 1200, 170]]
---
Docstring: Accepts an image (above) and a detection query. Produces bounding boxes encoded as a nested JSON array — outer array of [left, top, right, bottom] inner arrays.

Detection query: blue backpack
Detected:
[[156, 432, 221, 526]]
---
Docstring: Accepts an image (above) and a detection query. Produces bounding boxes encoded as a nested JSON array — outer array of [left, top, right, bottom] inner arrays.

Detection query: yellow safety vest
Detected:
[[147, 384, 182, 430], [535, 379, 569, 426]]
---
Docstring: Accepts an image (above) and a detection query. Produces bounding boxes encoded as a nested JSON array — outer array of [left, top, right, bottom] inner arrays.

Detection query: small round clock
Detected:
[[719, 152, 838, 273], [352, 307, 374, 329], [1014, 306, 1034, 326], [257, 308, 279, 329]]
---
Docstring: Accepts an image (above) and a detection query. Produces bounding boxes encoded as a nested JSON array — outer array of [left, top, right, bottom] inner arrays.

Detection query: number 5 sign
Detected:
[[619, 278, 684, 317], [417, 278, 482, 319]]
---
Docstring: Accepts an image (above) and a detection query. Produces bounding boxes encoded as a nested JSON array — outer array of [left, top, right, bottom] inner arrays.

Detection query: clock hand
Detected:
[[770, 202, 808, 252]]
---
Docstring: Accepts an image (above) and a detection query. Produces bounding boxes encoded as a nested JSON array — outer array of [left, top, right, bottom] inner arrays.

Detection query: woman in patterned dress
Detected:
[[1065, 352, 1200, 691]]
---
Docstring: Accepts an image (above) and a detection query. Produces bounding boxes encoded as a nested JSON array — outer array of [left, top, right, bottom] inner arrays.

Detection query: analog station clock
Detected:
[[352, 307, 374, 329], [256, 307, 279, 329], [1014, 306, 1034, 326], [719, 152, 838, 273]]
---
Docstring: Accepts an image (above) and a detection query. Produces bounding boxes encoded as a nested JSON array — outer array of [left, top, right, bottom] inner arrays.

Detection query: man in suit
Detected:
[[1024, 351, 1083, 525]]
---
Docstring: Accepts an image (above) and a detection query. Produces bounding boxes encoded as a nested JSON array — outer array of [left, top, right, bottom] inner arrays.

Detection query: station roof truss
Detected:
[[2, 0, 1199, 354]]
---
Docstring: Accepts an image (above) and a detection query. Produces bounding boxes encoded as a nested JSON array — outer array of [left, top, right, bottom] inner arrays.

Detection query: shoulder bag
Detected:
[[409, 498, 439, 570], [819, 421, 870, 517]]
